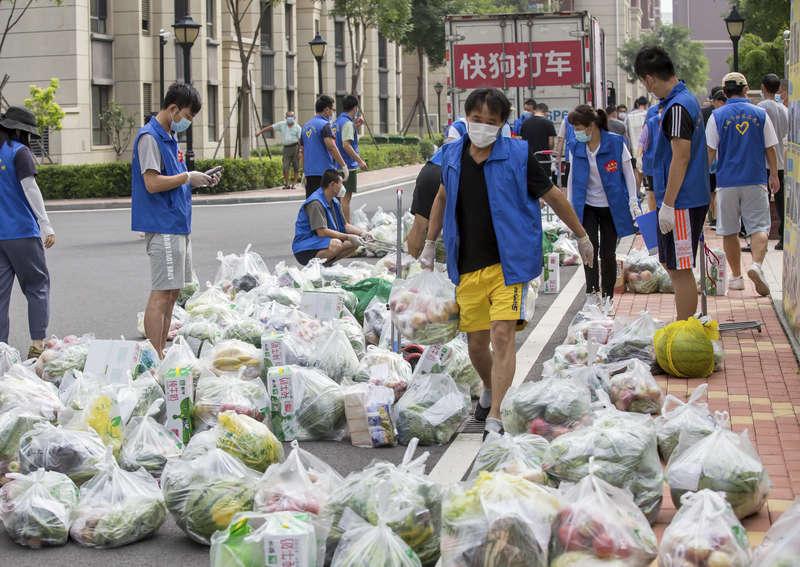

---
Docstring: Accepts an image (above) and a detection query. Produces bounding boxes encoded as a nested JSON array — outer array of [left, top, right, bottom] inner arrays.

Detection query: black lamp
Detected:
[[724, 4, 745, 72], [309, 33, 327, 97], [172, 15, 201, 170]]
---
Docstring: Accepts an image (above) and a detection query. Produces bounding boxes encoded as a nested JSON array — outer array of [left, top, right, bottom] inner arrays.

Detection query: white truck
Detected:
[[445, 11, 606, 128]]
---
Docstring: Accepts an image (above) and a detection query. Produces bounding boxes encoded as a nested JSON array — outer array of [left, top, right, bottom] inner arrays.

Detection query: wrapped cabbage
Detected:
[[70, 449, 166, 548], [18, 422, 106, 485], [353, 346, 412, 399], [654, 383, 715, 461], [119, 400, 183, 476], [193, 410, 283, 472], [0, 363, 63, 420], [395, 373, 469, 446], [658, 489, 751, 567], [193, 372, 268, 432], [0, 469, 78, 548], [162, 448, 259, 545], [205, 339, 262, 380], [344, 384, 398, 448], [599, 311, 662, 364], [0, 409, 47, 479], [267, 365, 346, 442], [751, 497, 800, 566], [666, 411, 769, 519], [35, 334, 91, 384], [223, 316, 265, 347], [311, 323, 360, 384], [596, 358, 664, 414], [389, 271, 459, 345], [501, 375, 592, 439], [332, 508, 422, 567], [0, 341, 21, 374], [412, 337, 482, 398], [468, 432, 549, 484]]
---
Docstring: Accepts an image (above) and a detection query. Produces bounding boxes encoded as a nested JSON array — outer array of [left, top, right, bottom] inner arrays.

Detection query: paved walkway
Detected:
[[45, 163, 424, 210], [615, 228, 799, 548]]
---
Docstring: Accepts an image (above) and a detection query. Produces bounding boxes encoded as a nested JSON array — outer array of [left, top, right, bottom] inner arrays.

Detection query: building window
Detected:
[[260, 1, 272, 50], [90, 0, 107, 34], [287, 90, 295, 111], [261, 53, 275, 88], [285, 3, 294, 52], [334, 21, 345, 62], [206, 0, 215, 39], [336, 95, 344, 114], [261, 89, 274, 131], [175, 0, 187, 18], [143, 82, 153, 123], [207, 84, 218, 141], [379, 97, 388, 133], [314, 19, 319, 35], [378, 34, 388, 70], [142, 0, 151, 34], [92, 84, 111, 145], [395, 44, 400, 70]]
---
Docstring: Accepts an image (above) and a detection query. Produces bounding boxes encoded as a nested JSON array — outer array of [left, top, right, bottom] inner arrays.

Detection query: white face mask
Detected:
[[337, 185, 346, 199], [467, 121, 500, 148]]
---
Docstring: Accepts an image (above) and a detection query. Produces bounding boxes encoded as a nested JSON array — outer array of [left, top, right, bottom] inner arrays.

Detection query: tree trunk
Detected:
[[417, 48, 425, 135], [240, 72, 252, 159]]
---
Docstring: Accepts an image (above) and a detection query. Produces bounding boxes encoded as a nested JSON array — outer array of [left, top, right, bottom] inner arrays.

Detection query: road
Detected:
[[1, 180, 585, 566]]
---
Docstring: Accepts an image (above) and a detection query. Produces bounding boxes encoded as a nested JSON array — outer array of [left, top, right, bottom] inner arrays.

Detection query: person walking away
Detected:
[[616, 104, 628, 120], [625, 97, 649, 186], [779, 79, 789, 108], [335, 95, 369, 222], [255, 110, 302, 190], [605, 106, 628, 143], [301, 95, 349, 198], [419, 88, 594, 439], [520, 102, 557, 154], [292, 169, 367, 265], [407, 149, 443, 257], [512, 98, 537, 136], [567, 105, 640, 299], [701, 88, 728, 227], [759, 73, 789, 250], [131, 83, 220, 357], [638, 104, 660, 212], [0, 107, 55, 358], [635, 47, 710, 321], [706, 72, 780, 296]]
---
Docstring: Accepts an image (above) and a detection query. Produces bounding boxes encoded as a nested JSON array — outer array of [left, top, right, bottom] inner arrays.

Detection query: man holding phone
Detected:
[[131, 82, 221, 356]]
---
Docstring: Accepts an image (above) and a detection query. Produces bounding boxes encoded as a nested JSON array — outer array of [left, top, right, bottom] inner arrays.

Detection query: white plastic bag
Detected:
[[412, 336, 482, 398], [18, 422, 106, 485], [213, 243, 270, 293], [311, 323, 360, 384], [344, 383, 398, 448], [331, 509, 422, 567], [501, 375, 592, 439], [468, 432, 549, 484], [193, 371, 268, 432], [119, 400, 183, 476], [596, 358, 664, 414], [0, 341, 21, 374], [0, 363, 63, 420], [751, 497, 800, 565], [654, 383, 715, 461], [352, 346, 412, 399], [204, 339, 263, 380], [389, 271, 459, 344], [395, 374, 469, 446]]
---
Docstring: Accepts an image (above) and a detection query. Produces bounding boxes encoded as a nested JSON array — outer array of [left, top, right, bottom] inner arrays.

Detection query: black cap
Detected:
[[0, 106, 40, 137]]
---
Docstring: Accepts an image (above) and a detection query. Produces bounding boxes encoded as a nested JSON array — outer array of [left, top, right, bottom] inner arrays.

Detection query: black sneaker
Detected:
[[474, 401, 490, 422], [483, 427, 504, 441]]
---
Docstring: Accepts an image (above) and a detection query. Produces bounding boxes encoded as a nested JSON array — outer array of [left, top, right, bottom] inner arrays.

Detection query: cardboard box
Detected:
[[542, 252, 561, 294], [163, 367, 194, 444], [267, 366, 300, 441], [706, 248, 728, 296]]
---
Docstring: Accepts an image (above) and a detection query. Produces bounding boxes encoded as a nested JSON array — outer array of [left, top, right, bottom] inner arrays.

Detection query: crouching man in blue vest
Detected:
[[635, 47, 710, 321], [420, 88, 594, 439], [131, 82, 220, 356], [292, 169, 368, 266]]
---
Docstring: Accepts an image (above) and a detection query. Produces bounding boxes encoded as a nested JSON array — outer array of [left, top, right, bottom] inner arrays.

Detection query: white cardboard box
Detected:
[[542, 253, 561, 294]]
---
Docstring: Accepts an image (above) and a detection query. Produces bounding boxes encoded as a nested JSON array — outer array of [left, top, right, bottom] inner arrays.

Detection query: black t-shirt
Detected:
[[456, 141, 553, 275], [662, 104, 694, 141], [520, 115, 557, 154], [0, 132, 37, 180], [410, 161, 442, 219], [701, 105, 713, 126]]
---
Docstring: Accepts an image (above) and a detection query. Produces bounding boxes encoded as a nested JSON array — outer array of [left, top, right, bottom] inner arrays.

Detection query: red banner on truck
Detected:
[[452, 40, 583, 89]]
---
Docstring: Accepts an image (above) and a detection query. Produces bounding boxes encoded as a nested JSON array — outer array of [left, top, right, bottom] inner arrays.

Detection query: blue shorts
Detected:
[[657, 205, 708, 270]]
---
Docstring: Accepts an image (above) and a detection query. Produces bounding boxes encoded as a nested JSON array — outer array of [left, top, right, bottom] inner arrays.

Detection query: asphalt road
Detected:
[[1, 181, 581, 566]]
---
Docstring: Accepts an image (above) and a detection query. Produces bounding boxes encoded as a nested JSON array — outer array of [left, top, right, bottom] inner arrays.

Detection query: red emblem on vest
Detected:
[[604, 159, 618, 173], [178, 150, 184, 163]]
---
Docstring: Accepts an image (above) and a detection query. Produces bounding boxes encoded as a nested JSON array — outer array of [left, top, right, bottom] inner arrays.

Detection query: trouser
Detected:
[[772, 169, 785, 243], [582, 205, 618, 298], [0, 237, 50, 343], [305, 176, 322, 198]]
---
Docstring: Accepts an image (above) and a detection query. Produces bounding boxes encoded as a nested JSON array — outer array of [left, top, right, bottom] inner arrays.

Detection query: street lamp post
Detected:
[[434, 82, 443, 136], [172, 15, 201, 171], [308, 33, 327, 97], [724, 4, 745, 72], [158, 29, 170, 107]]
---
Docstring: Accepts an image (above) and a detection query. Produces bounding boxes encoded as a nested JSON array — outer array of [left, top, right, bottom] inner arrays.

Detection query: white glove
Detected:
[[420, 240, 436, 270], [209, 172, 222, 187], [629, 198, 643, 221], [186, 171, 213, 187], [340, 165, 350, 182], [346, 233, 364, 248], [658, 203, 675, 234], [577, 235, 594, 268]]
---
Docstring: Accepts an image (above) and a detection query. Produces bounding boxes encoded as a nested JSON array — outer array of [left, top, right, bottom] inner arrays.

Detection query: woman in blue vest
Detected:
[[567, 105, 641, 298], [0, 106, 55, 358], [292, 169, 368, 266]]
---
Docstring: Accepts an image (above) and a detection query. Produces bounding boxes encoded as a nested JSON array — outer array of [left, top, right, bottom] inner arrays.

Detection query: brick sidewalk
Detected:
[[614, 228, 799, 548]]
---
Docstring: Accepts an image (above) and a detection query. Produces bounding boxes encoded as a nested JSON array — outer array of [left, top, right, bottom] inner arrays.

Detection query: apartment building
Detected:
[[0, 0, 406, 164], [673, 0, 733, 94]]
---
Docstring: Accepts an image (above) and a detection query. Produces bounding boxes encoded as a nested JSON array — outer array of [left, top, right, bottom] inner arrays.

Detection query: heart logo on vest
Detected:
[[604, 160, 619, 173], [735, 121, 750, 135]]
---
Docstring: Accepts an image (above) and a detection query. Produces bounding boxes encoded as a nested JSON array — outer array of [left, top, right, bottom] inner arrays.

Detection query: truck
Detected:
[[445, 11, 606, 128]]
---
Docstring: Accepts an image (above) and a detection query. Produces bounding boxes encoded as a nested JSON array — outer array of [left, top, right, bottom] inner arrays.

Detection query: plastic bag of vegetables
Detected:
[[311, 322, 360, 384], [157, 335, 204, 386], [501, 375, 592, 439], [412, 337, 482, 399], [178, 319, 223, 353], [161, 447, 259, 545], [69, 449, 166, 548], [751, 497, 800, 566], [254, 440, 343, 516], [260, 302, 323, 344], [595, 358, 664, 414], [0, 341, 21, 374], [261, 330, 311, 369], [331, 507, 422, 567], [363, 297, 390, 346], [565, 304, 615, 345], [177, 271, 199, 307], [204, 339, 262, 380], [322, 261, 375, 287], [115, 370, 165, 424], [223, 316, 265, 347], [389, 271, 459, 344], [654, 317, 718, 379], [214, 244, 270, 294], [210, 511, 325, 567], [599, 311, 662, 364], [0, 409, 47, 479], [666, 411, 769, 519], [654, 383, 715, 461], [119, 400, 183, 476], [468, 432, 549, 484], [546, 342, 600, 372], [554, 234, 580, 266], [275, 260, 314, 290], [301, 258, 326, 289], [193, 371, 268, 432], [441, 470, 562, 567], [353, 346, 412, 399], [624, 250, 672, 294], [0, 469, 78, 548], [550, 463, 657, 566], [351, 204, 370, 232], [191, 410, 284, 472], [0, 363, 64, 420], [19, 422, 106, 485], [342, 277, 392, 324], [60, 382, 123, 456], [658, 489, 751, 567], [395, 373, 469, 446], [35, 334, 91, 384], [266, 365, 346, 442], [344, 383, 398, 448]]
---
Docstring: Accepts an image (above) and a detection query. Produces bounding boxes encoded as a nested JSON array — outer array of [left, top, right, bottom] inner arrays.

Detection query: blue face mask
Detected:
[[775, 94, 783, 105], [171, 111, 192, 133], [575, 129, 591, 143]]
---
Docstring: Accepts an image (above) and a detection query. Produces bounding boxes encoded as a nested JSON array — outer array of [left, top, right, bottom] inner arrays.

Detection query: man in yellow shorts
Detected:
[[421, 88, 593, 439]]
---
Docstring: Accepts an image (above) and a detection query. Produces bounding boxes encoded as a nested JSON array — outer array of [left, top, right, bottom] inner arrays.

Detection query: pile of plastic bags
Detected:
[[623, 249, 673, 294]]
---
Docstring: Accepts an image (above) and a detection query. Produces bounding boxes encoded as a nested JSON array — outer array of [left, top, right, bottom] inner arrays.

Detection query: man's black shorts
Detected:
[[657, 205, 709, 270], [294, 249, 320, 265], [709, 173, 716, 193], [644, 175, 654, 192]]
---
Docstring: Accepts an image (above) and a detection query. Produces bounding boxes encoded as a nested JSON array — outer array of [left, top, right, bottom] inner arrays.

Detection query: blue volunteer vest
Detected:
[[713, 98, 768, 187], [450, 119, 467, 138], [441, 135, 543, 286], [292, 188, 347, 254], [641, 105, 659, 175], [570, 130, 636, 238], [563, 120, 577, 163], [653, 81, 710, 209], [429, 147, 443, 167], [302, 115, 338, 177], [0, 140, 39, 240], [512, 112, 531, 135], [334, 113, 359, 170], [130, 119, 192, 234]]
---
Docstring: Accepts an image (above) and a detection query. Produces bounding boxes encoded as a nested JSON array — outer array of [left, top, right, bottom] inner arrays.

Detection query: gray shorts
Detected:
[[145, 233, 192, 291], [282, 143, 300, 175], [715, 185, 771, 236]]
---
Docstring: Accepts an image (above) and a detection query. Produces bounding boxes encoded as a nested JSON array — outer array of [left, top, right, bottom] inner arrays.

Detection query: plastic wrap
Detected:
[[70, 449, 166, 548], [192, 410, 284, 472], [205, 339, 262, 380], [18, 422, 106, 484], [596, 358, 664, 414], [624, 250, 673, 294], [363, 297, 390, 346], [0, 341, 21, 374], [223, 316, 265, 347], [115, 370, 165, 424], [501, 375, 592, 439], [267, 365, 346, 442], [214, 244, 270, 294], [161, 448, 259, 545], [311, 323, 361, 383], [468, 432, 549, 484], [0, 409, 47, 479], [751, 497, 800, 566], [119, 400, 183, 476], [389, 271, 459, 344], [331, 508, 422, 567], [395, 373, 469, 446], [658, 489, 751, 567], [261, 330, 311, 369], [344, 384, 398, 448], [193, 372, 268, 432], [353, 346, 412, 399], [441, 471, 562, 567], [35, 335, 91, 384], [654, 384, 715, 461], [554, 234, 580, 266], [666, 411, 770, 519], [412, 337, 482, 398], [0, 363, 63, 420]]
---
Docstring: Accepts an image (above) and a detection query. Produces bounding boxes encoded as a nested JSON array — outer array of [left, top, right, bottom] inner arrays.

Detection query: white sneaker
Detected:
[[747, 264, 770, 297], [728, 276, 745, 291]]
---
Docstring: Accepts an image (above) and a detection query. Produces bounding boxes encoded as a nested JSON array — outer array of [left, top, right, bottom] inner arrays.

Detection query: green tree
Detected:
[[98, 101, 136, 158], [0, 0, 63, 60], [740, 0, 789, 41], [618, 25, 710, 95], [23, 78, 64, 161], [738, 32, 786, 88]]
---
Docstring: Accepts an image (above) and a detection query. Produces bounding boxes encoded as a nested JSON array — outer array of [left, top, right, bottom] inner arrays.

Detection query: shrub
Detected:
[[418, 139, 435, 161]]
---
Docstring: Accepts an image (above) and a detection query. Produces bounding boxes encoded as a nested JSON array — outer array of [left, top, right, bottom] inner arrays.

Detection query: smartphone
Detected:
[[205, 165, 223, 176]]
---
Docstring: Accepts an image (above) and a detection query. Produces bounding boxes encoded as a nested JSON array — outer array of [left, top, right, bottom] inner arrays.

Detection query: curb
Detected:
[[46, 173, 421, 211]]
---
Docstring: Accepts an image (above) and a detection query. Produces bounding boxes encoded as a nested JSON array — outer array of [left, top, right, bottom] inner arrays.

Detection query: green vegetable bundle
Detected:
[[501, 376, 592, 440], [654, 384, 715, 461], [395, 374, 469, 446], [412, 338, 482, 399], [223, 316, 265, 347], [0, 409, 47, 478], [18, 422, 106, 485], [468, 432, 549, 484], [210, 410, 284, 472], [120, 401, 183, 476]]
